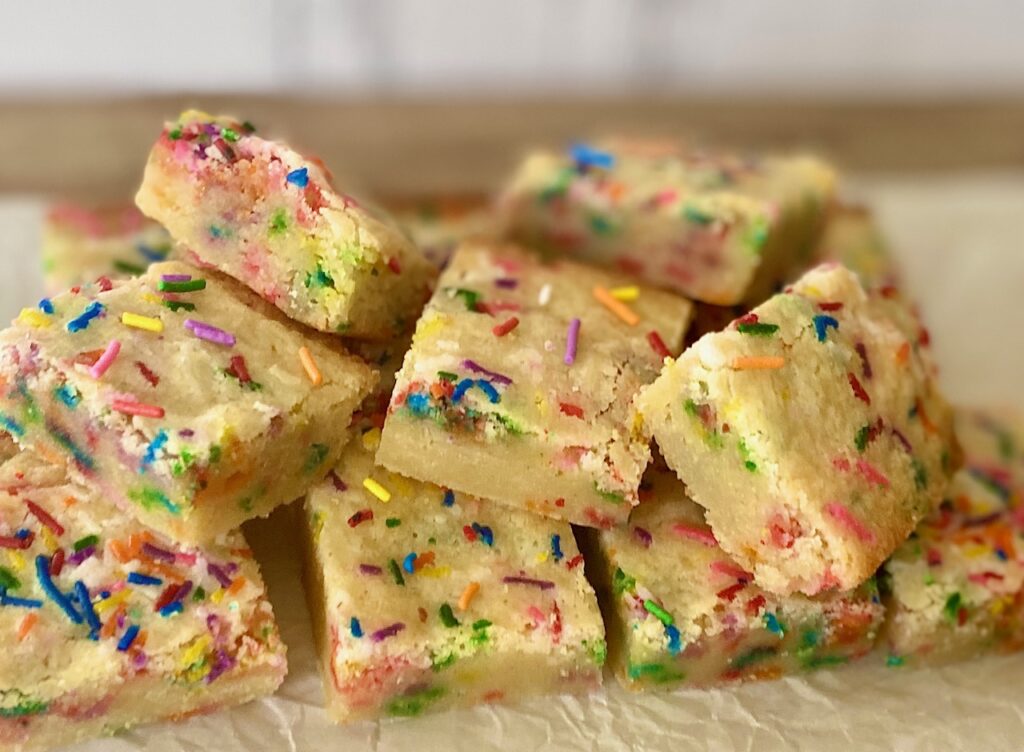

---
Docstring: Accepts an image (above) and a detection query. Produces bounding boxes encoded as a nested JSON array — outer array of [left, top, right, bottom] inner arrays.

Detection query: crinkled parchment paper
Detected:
[[2, 174, 1024, 752]]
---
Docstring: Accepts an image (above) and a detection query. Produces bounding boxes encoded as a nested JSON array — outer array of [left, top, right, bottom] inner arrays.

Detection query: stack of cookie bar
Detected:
[[2, 114, 1020, 749]]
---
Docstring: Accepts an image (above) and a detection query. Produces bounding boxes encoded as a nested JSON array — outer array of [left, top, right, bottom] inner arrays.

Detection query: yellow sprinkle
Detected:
[[418, 566, 451, 579], [6, 551, 25, 571], [140, 292, 163, 306], [536, 551, 550, 563], [180, 635, 212, 668], [413, 311, 450, 343], [963, 543, 988, 559], [363, 477, 391, 502], [731, 356, 785, 370], [298, 346, 323, 386], [17, 308, 51, 329], [609, 285, 639, 302], [593, 286, 639, 326], [121, 312, 164, 333], [40, 527, 58, 551], [95, 588, 131, 615], [458, 581, 480, 611], [211, 589, 225, 604], [361, 428, 381, 451]]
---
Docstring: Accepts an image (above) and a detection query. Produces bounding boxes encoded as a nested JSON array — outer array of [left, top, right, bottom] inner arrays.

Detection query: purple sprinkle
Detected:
[[494, 278, 518, 289], [359, 564, 383, 575], [891, 427, 913, 453], [132, 650, 148, 670], [179, 429, 195, 438], [370, 622, 405, 643], [502, 575, 555, 590], [142, 542, 177, 563], [207, 562, 232, 588], [206, 648, 236, 683], [184, 319, 236, 347], [564, 318, 581, 365], [161, 274, 193, 283], [461, 359, 512, 385], [329, 470, 348, 492], [68, 546, 96, 566], [633, 527, 653, 548]]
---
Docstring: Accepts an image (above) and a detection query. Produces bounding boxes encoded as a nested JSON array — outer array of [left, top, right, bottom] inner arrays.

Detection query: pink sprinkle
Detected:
[[184, 319, 236, 347], [564, 318, 581, 365], [709, 560, 753, 581], [112, 399, 165, 419], [526, 605, 546, 625], [832, 457, 851, 472], [652, 189, 678, 207], [89, 340, 121, 379], [824, 502, 876, 543], [856, 459, 890, 487], [671, 522, 718, 547]]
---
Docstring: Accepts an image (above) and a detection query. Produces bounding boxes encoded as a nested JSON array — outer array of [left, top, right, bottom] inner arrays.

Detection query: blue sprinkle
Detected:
[[136, 243, 169, 262], [406, 392, 431, 416], [140, 430, 169, 472], [66, 301, 105, 333], [54, 384, 80, 409], [813, 315, 839, 342], [996, 549, 1008, 561], [472, 523, 494, 547], [100, 590, 111, 599], [286, 167, 310, 188], [665, 624, 682, 655], [570, 142, 615, 170], [117, 624, 140, 651], [0, 589, 42, 609], [74, 580, 101, 640], [159, 601, 184, 617], [38, 298, 54, 314], [0, 413, 25, 438], [442, 489, 455, 507], [451, 378, 474, 403], [127, 572, 163, 586], [474, 379, 501, 404], [550, 534, 564, 561], [14, 529, 30, 540], [350, 616, 363, 638], [35, 555, 82, 625], [764, 612, 785, 635], [403, 553, 417, 574]]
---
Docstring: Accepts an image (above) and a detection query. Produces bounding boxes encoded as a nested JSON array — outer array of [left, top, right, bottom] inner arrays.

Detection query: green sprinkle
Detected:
[[303, 443, 329, 473], [209, 445, 222, 464], [168, 127, 182, 140], [626, 662, 685, 684], [683, 204, 713, 225], [643, 599, 674, 626], [73, 534, 99, 552], [886, 654, 905, 667], [0, 698, 49, 718], [731, 645, 777, 670], [385, 518, 401, 528], [439, 603, 460, 628], [595, 485, 625, 505], [612, 567, 636, 595], [943, 592, 962, 622], [158, 279, 206, 294], [738, 439, 758, 472], [128, 487, 181, 514], [588, 639, 608, 667], [588, 214, 615, 235], [802, 653, 848, 669], [0, 566, 21, 591], [437, 371, 458, 382], [743, 215, 770, 253], [305, 264, 334, 289], [386, 686, 445, 718], [855, 424, 871, 453], [113, 260, 146, 276], [164, 300, 196, 313], [684, 398, 699, 417], [388, 559, 405, 586], [192, 586, 206, 602], [472, 619, 491, 630], [912, 458, 928, 490], [737, 322, 779, 336], [221, 127, 239, 142], [431, 653, 456, 672], [450, 288, 480, 311], [269, 209, 289, 235]]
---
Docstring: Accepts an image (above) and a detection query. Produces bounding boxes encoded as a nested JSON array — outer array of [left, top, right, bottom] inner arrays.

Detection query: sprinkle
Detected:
[[349, 616, 363, 637], [461, 360, 513, 385], [347, 509, 373, 527], [164, 300, 196, 313], [492, 317, 519, 337], [502, 575, 555, 590], [494, 277, 518, 289], [370, 622, 405, 643], [848, 372, 871, 405], [564, 318, 581, 365], [813, 315, 839, 342], [127, 572, 163, 586], [0, 591, 42, 609], [0, 533, 33, 550], [665, 624, 682, 655], [388, 559, 405, 586], [647, 331, 670, 359], [298, 346, 323, 386], [35, 555, 82, 624], [856, 459, 891, 487], [855, 342, 873, 379], [158, 278, 206, 293], [473, 380, 501, 403], [112, 399, 165, 419], [142, 542, 177, 562], [85, 340, 121, 380], [731, 356, 785, 371], [140, 430, 168, 470], [117, 624, 140, 651], [643, 599, 674, 626], [284, 166, 310, 188], [818, 301, 844, 312], [710, 560, 752, 581], [25, 500, 64, 537], [121, 312, 163, 333], [559, 402, 585, 419], [472, 523, 494, 546], [358, 564, 383, 576], [633, 527, 653, 548], [160, 274, 192, 283], [442, 489, 455, 507], [67, 302, 105, 332], [363, 478, 391, 502], [825, 502, 876, 543], [439, 603, 460, 628], [609, 286, 639, 301], [17, 308, 52, 328], [671, 522, 718, 547], [538, 283, 552, 306], [184, 319, 236, 347], [74, 580, 101, 638], [38, 298, 54, 314], [550, 534, 564, 561], [738, 322, 779, 336], [402, 553, 417, 574], [593, 286, 639, 325], [458, 582, 480, 610], [17, 613, 38, 640], [764, 612, 785, 635], [570, 143, 615, 170]]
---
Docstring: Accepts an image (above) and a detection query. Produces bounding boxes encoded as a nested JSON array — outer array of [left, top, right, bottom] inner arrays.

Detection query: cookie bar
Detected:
[[377, 241, 693, 529], [813, 205, 898, 289], [0, 448, 285, 751], [386, 194, 495, 268], [136, 110, 435, 338], [883, 408, 1024, 666], [589, 464, 883, 689], [496, 139, 835, 306], [42, 202, 172, 293], [637, 264, 956, 595], [0, 260, 374, 544], [302, 386, 605, 722]]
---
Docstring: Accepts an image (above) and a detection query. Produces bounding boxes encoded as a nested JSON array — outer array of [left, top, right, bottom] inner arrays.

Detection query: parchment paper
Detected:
[[2, 174, 1023, 752]]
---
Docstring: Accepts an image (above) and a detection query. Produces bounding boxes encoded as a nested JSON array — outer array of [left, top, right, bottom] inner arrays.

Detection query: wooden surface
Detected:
[[4, 96, 1024, 200]]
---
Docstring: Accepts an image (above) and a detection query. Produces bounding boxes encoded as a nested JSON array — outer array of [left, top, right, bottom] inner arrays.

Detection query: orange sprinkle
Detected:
[[458, 581, 480, 611], [896, 341, 911, 364], [298, 346, 323, 386], [227, 576, 247, 596], [229, 547, 254, 559], [101, 605, 125, 639], [17, 613, 38, 641], [109, 539, 131, 563], [731, 356, 785, 370], [916, 398, 937, 434], [413, 551, 436, 571], [593, 286, 639, 326]]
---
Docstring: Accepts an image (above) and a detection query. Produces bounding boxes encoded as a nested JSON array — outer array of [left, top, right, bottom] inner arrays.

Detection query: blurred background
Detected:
[[1, 0, 1023, 403]]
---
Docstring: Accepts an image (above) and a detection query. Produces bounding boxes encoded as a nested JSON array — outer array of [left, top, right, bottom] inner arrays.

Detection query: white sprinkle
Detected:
[[538, 283, 552, 306]]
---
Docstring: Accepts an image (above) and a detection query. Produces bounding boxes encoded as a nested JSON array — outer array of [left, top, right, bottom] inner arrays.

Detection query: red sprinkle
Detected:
[[824, 501, 876, 543], [491, 317, 520, 337], [347, 509, 373, 528], [112, 399, 165, 419], [135, 361, 160, 387], [25, 500, 64, 536], [50, 548, 65, 576], [818, 302, 844, 311], [386, 257, 402, 275], [0, 533, 33, 549], [566, 554, 584, 570], [856, 459, 890, 487], [647, 331, 671, 359], [154, 582, 186, 612], [745, 595, 767, 616], [227, 355, 252, 384], [847, 372, 871, 405], [559, 402, 585, 419], [462, 525, 477, 542], [716, 583, 746, 601]]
